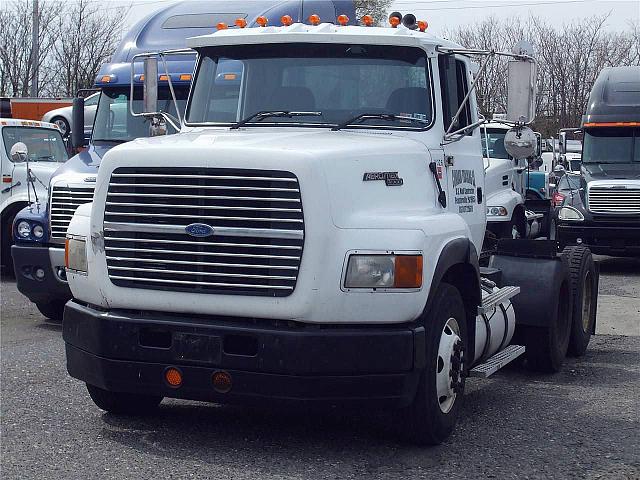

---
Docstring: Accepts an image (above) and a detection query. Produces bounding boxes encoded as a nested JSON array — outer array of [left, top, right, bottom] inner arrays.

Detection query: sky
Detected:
[[109, 0, 638, 34]]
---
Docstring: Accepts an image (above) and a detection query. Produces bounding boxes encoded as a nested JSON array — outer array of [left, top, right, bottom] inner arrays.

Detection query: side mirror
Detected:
[[71, 97, 85, 149], [10, 142, 28, 162], [504, 126, 537, 160], [506, 56, 536, 124], [143, 57, 158, 114]]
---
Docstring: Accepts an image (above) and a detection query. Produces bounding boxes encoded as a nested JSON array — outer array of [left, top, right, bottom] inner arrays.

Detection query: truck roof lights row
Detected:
[[215, 14, 429, 30]]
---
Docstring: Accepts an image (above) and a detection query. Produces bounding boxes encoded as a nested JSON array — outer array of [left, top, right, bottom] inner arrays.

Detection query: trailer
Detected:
[[61, 11, 598, 445]]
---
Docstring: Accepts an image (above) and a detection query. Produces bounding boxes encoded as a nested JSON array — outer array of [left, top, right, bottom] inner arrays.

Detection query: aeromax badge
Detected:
[[185, 223, 215, 237], [362, 171, 404, 186]]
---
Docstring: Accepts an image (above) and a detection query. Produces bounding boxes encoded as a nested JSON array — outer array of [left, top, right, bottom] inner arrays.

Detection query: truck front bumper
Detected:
[[557, 222, 640, 255], [12, 244, 71, 305], [63, 301, 424, 408]]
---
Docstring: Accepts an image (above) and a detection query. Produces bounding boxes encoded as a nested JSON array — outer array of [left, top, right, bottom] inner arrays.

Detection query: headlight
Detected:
[[16, 221, 31, 238], [32, 225, 44, 238], [345, 254, 422, 289], [558, 206, 584, 221], [487, 206, 508, 217], [65, 236, 87, 273]]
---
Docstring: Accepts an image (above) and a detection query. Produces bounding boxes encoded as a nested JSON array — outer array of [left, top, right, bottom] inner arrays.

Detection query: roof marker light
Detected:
[[139, 74, 144, 81], [583, 121, 640, 128], [337, 14, 349, 26], [389, 16, 401, 28], [179, 74, 192, 81], [361, 15, 374, 26], [235, 18, 247, 28], [418, 20, 428, 32], [281, 15, 293, 26], [159, 75, 169, 81], [256, 16, 268, 27], [216, 22, 228, 30], [100, 75, 112, 83], [309, 14, 321, 25]]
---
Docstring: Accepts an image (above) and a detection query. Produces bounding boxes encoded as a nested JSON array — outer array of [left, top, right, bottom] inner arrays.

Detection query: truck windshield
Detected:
[[187, 44, 432, 130], [2, 127, 68, 163], [482, 129, 511, 159], [92, 86, 188, 143], [582, 127, 640, 164]]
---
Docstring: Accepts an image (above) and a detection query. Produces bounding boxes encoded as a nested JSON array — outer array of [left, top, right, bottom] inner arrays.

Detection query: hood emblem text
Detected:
[[185, 223, 215, 237], [363, 171, 404, 186]]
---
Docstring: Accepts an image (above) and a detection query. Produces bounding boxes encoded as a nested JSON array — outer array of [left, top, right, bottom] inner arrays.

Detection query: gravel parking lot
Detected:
[[1, 256, 639, 480]]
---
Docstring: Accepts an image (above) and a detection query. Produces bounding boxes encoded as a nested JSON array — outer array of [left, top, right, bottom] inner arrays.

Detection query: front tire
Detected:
[[400, 282, 467, 445], [562, 246, 597, 357], [86, 384, 163, 415]]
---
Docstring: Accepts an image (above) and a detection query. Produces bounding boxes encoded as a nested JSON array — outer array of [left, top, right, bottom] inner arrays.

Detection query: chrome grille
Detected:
[[587, 186, 640, 214], [103, 167, 304, 297], [49, 184, 95, 242]]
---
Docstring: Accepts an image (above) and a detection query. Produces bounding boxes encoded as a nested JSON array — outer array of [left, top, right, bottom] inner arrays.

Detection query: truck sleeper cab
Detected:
[[63, 17, 596, 445], [556, 66, 640, 256]]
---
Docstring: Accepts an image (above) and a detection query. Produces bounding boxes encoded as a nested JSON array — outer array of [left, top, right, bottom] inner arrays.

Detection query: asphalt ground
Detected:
[[1, 256, 639, 480]]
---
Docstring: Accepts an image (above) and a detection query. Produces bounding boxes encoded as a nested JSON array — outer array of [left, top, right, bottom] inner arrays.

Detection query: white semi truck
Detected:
[[62, 14, 598, 445]]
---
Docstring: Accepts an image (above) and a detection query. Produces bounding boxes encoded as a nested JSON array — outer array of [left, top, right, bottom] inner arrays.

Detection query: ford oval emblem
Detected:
[[185, 223, 214, 237]]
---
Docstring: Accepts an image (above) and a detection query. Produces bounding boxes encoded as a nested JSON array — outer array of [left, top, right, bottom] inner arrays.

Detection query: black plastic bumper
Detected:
[[63, 301, 424, 407], [11, 244, 71, 305], [557, 222, 640, 255]]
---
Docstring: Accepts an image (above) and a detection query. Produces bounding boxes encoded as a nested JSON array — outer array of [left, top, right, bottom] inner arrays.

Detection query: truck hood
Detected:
[[52, 143, 111, 178], [98, 128, 441, 229]]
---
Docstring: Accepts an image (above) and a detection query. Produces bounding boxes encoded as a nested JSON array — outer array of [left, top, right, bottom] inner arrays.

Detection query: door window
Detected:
[[439, 56, 472, 133]]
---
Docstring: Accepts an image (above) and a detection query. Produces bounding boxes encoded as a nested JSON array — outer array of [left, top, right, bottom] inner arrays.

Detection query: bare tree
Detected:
[[354, 0, 393, 26], [50, 0, 126, 96], [0, 0, 60, 96], [447, 15, 640, 136]]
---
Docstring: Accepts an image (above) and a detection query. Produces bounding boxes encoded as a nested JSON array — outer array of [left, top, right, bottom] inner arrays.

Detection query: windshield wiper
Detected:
[[230, 111, 323, 130], [332, 113, 429, 131], [92, 138, 130, 144]]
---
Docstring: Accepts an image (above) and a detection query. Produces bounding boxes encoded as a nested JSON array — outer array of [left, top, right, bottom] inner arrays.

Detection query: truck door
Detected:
[[438, 55, 486, 252]]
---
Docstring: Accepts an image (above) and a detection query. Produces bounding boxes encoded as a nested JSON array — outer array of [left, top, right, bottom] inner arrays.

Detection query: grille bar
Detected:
[[49, 185, 95, 241], [104, 167, 304, 296], [588, 187, 640, 214]]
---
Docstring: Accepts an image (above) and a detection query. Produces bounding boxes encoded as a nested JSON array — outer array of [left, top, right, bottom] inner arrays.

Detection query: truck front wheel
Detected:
[[401, 282, 467, 445], [86, 384, 163, 415]]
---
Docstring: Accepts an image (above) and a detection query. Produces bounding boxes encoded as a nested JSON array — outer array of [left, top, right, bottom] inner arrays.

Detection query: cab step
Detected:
[[477, 285, 520, 315], [469, 344, 526, 378]]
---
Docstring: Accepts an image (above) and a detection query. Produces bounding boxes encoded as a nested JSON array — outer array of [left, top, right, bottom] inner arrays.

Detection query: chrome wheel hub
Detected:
[[436, 317, 464, 414]]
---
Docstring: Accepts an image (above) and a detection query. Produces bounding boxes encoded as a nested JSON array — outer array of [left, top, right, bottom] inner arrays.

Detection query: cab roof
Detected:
[[582, 66, 640, 126], [187, 23, 462, 54], [0, 119, 61, 131]]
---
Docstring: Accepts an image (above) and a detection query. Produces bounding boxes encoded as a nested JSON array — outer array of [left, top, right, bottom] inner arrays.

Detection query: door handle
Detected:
[[477, 187, 483, 204]]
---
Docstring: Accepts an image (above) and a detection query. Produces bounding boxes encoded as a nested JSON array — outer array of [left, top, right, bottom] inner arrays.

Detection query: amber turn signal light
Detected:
[[212, 371, 232, 393], [164, 367, 183, 387], [394, 255, 423, 289]]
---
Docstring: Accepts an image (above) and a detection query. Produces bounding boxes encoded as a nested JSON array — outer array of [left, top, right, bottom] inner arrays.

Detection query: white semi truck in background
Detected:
[[62, 14, 598, 445]]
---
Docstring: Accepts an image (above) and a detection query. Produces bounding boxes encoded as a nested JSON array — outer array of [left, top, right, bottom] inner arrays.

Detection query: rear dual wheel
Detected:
[[401, 282, 467, 445], [562, 246, 597, 357]]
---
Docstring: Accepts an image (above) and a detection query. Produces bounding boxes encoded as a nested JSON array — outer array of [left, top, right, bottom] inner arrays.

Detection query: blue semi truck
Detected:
[[12, 0, 357, 321]]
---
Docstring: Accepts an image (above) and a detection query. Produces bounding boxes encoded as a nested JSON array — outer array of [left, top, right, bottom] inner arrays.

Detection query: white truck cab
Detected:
[[62, 16, 597, 445], [0, 119, 68, 271]]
